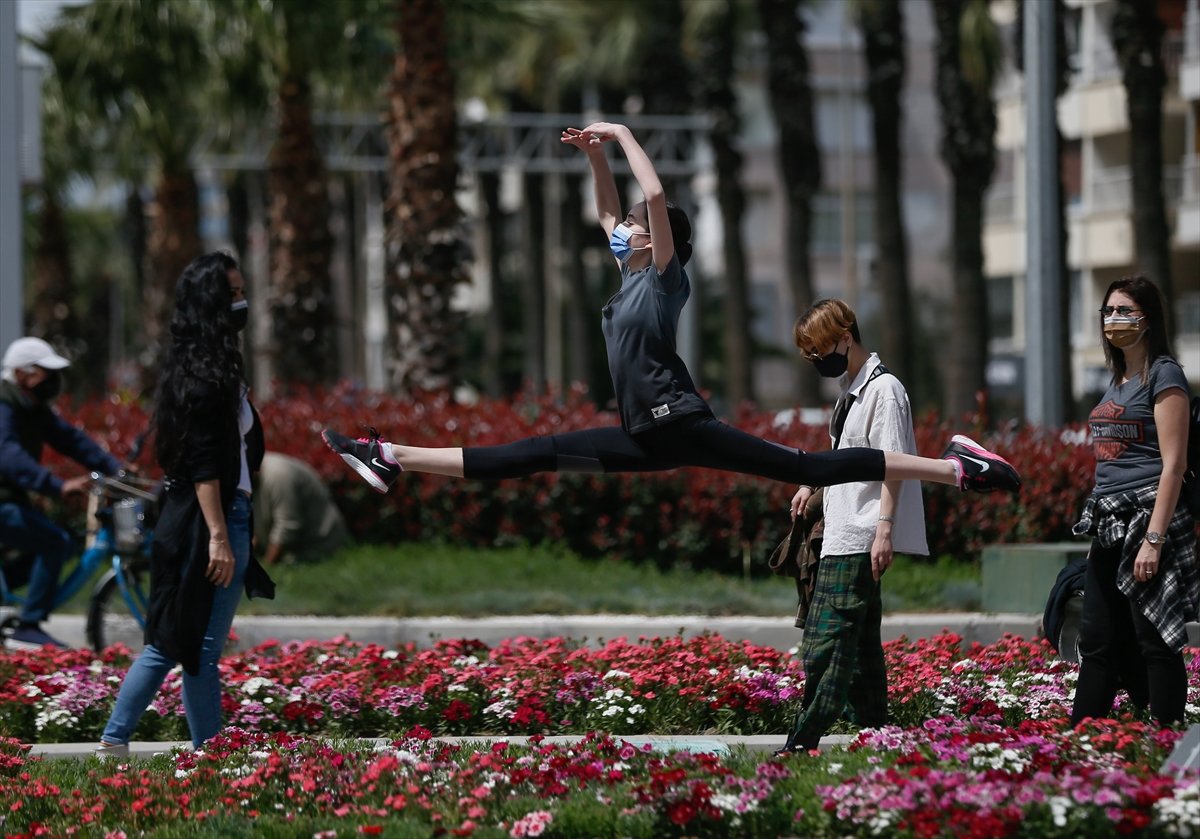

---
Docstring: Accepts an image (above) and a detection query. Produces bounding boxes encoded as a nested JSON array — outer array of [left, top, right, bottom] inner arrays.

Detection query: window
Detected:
[[812, 192, 875, 253], [989, 275, 1015, 341]]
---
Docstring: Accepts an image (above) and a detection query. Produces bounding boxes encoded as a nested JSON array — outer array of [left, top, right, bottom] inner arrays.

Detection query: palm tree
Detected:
[[34, 0, 212, 367], [386, 0, 469, 391], [756, 0, 822, 406], [695, 0, 754, 406], [1111, 0, 1175, 333], [932, 0, 1001, 420], [856, 0, 914, 397], [26, 70, 83, 353], [213, 0, 390, 387]]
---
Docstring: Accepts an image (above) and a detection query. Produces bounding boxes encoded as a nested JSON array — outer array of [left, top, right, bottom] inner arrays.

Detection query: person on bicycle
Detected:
[[0, 336, 122, 648]]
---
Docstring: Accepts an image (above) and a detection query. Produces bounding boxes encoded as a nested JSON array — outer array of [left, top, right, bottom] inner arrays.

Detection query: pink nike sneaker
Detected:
[[321, 427, 402, 493], [941, 434, 1021, 493]]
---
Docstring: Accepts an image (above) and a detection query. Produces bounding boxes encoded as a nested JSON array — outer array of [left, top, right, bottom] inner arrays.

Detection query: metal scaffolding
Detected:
[[191, 111, 711, 176]]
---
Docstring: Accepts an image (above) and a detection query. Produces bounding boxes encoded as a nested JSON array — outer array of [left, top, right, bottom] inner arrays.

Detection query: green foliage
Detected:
[[227, 542, 975, 618]]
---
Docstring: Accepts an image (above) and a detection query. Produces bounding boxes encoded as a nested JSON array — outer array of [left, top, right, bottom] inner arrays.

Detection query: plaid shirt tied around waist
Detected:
[[1073, 484, 1199, 652]]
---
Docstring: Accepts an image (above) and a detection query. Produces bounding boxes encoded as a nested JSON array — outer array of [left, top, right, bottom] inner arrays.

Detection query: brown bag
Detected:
[[768, 488, 824, 628]]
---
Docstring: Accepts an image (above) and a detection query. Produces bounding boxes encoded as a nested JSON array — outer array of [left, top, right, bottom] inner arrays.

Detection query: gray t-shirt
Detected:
[[602, 254, 710, 433], [1090, 356, 1191, 494]]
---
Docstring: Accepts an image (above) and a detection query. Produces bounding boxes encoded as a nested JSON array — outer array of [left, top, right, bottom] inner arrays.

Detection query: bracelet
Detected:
[[878, 515, 895, 524], [209, 537, 227, 544]]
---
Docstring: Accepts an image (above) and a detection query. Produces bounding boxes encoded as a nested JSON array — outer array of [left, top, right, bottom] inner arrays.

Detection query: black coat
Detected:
[[145, 386, 274, 674]]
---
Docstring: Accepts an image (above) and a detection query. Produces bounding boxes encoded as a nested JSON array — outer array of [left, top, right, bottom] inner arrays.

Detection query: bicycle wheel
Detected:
[[87, 559, 150, 652]]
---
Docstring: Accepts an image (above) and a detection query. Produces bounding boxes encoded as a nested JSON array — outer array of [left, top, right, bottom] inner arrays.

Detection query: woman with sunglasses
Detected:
[[322, 123, 1020, 498], [1070, 275, 1196, 728]]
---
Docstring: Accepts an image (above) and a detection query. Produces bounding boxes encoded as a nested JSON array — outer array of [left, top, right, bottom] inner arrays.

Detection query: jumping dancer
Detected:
[[322, 123, 1019, 498]]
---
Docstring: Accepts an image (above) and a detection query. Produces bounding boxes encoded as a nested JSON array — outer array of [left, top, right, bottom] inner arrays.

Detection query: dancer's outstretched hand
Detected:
[[560, 127, 596, 151], [580, 121, 624, 143]]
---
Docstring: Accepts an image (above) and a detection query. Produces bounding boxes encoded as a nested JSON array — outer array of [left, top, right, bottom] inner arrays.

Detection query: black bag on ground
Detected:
[[1043, 555, 1088, 657]]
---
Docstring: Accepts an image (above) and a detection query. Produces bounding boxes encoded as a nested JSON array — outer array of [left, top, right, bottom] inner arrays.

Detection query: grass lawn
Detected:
[[228, 543, 981, 617]]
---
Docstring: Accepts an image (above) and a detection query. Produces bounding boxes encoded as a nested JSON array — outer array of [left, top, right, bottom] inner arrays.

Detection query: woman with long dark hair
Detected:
[[1070, 275, 1196, 727], [96, 252, 273, 757]]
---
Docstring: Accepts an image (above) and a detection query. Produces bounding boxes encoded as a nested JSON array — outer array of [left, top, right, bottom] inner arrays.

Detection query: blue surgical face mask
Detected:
[[609, 223, 650, 262]]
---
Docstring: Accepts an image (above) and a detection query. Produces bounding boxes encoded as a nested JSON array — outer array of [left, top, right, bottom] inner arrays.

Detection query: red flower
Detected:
[[667, 800, 698, 825], [443, 700, 474, 721]]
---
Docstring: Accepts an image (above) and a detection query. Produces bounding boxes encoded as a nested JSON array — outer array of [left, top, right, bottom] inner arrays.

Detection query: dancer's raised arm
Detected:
[[561, 126, 621, 239]]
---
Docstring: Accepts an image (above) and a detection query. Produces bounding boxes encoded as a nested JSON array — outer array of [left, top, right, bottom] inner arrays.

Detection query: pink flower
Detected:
[[509, 810, 553, 838]]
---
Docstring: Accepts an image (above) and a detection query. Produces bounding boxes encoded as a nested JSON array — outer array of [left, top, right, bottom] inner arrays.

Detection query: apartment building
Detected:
[[984, 0, 1200, 410]]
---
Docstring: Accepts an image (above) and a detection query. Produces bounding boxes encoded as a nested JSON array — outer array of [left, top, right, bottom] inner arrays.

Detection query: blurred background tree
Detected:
[[14, 0, 1197, 425]]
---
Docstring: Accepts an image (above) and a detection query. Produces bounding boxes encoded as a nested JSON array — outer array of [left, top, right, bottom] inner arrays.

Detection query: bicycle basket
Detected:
[[112, 498, 149, 553]]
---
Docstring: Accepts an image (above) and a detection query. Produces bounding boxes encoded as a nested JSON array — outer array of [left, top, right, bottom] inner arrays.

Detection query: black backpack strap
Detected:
[[831, 363, 894, 450]]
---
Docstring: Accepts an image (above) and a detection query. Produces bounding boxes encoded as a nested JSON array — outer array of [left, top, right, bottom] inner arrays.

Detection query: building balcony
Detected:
[[1176, 157, 1200, 248]]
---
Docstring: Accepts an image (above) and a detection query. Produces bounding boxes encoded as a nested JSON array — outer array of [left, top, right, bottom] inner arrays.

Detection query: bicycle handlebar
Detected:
[[88, 472, 160, 503]]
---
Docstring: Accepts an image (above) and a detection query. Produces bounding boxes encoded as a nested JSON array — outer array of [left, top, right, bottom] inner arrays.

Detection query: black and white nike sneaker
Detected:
[[941, 434, 1021, 493], [321, 427, 402, 493]]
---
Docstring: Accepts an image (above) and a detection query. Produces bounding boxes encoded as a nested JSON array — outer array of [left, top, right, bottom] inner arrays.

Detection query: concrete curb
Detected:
[[31, 734, 856, 760]]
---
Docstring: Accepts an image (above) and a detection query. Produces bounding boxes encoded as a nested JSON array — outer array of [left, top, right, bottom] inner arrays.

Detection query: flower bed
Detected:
[[0, 721, 1196, 837], [49, 386, 1099, 568], [1, 634, 1199, 836], [2, 633, 1198, 744]]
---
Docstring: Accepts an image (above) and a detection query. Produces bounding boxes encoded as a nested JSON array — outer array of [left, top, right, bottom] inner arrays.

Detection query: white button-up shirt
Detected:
[[821, 353, 929, 558]]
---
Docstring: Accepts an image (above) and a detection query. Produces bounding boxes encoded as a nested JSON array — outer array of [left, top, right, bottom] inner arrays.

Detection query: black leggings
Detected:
[[462, 413, 885, 487]]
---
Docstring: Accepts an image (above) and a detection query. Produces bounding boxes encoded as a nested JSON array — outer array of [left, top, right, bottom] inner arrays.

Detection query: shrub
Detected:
[[48, 385, 1097, 571]]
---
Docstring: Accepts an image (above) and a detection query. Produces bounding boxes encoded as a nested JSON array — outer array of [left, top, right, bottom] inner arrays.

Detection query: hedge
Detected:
[[50, 384, 1096, 573]]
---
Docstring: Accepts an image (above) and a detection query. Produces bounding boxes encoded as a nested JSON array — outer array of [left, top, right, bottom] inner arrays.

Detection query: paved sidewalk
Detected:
[[40, 611, 1046, 652], [31, 734, 856, 761]]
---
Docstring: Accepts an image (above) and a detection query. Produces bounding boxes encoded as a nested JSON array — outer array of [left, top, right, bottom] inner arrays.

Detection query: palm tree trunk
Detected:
[[860, 0, 914, 396], [267, 70, 335, 386], [480, 171, 506, 398], [1112, 0, 1175, 334], [562, 174, 592, 390], [521, 172, 547, 389], [758, 0, 822, 406], [948, 178, 990, 419], [386, 0, 467, 392], [700, 0, 753, 406], [933, 0, 997, 420], [29, 187, 77, 343], [144, 167, 201, 360]]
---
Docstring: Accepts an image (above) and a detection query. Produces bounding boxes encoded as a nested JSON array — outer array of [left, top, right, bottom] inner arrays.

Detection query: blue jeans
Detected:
[[101, 492, 251, 748], [0, 502, 74, 625]]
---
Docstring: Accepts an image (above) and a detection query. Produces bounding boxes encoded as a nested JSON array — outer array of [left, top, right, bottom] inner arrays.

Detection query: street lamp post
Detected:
[[0, 1, 22, 350], [1023, 0, 1065, 426]]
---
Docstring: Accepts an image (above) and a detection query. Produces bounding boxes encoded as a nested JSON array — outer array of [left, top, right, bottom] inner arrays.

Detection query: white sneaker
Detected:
[[94, 741, 129, 760]]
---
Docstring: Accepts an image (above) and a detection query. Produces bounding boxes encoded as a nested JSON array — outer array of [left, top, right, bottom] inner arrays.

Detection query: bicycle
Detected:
[[0, 472, 158, 652]]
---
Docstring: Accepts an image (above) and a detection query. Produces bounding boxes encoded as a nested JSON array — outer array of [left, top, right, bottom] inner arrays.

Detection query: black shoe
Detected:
[[7, 623, 68, 649], [321, 427, 402, 494], [941, 434, 1021, 493], [773, 736, 819, 757]]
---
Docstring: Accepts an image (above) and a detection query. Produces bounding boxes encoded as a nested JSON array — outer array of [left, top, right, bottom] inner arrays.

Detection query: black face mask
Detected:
[[813, 347, 849, 379], [30, 371, 63, 402], [230, 300, 249, 332]]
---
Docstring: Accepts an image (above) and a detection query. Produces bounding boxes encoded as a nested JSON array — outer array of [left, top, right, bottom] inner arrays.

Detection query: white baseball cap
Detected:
[[2, 337, 71, 372]]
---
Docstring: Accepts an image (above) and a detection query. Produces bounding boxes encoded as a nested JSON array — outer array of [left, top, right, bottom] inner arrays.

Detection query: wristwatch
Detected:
[[1145, 530, 1165, 546]]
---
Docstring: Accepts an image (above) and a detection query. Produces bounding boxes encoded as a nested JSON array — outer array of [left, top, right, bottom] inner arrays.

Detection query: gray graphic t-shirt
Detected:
[[602, 254, 710, 433], [1090, 356, 1190, 494]]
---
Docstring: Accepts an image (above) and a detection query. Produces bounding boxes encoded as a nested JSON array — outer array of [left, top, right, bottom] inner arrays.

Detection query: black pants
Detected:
[[462, 412, 885, 487], [1071, 537, 1186, 726]]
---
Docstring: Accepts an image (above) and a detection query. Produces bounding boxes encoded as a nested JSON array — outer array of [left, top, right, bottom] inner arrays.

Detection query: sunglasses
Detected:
[[1098, 305, 1141, 317]]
